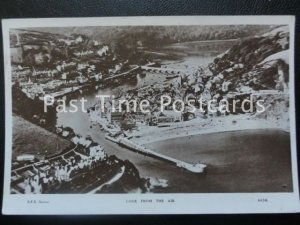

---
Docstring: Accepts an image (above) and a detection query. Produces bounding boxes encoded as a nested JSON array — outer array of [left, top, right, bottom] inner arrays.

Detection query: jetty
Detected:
[[106, 135, 206, 173]]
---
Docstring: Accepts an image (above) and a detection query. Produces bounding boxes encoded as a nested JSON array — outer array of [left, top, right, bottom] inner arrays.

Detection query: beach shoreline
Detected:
[[129, 115, 289, 145]]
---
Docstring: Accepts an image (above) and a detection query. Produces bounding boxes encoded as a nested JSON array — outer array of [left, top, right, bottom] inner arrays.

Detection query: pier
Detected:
[[111, 137, 206, 173]]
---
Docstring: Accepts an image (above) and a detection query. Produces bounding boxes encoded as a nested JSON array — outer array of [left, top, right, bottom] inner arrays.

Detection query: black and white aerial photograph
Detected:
[[7, 21, 294, 196]]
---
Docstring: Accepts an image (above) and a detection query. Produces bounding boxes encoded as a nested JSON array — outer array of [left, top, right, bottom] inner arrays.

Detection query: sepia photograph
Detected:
[[2, 16, 299, 214]]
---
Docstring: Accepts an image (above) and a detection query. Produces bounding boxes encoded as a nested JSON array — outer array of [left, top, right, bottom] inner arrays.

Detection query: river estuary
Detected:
[[56, 40, 293, 192]]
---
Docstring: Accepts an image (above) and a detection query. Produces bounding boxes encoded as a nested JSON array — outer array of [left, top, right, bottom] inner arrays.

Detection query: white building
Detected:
[[88, 145, 105, 159]]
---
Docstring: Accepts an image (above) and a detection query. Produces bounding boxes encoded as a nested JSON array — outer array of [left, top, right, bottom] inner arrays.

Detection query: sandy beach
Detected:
[[129, 114, 288, 145]]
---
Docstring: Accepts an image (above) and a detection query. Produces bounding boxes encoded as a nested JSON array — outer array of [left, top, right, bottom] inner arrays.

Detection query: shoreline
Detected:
[[129, 115, 289, 145], [88, 166, 125, 194], [169, 38, 238, 45]]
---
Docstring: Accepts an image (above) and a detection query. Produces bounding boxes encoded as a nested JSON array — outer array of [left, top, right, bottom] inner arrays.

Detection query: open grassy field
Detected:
[[12, 115, 72, 159]]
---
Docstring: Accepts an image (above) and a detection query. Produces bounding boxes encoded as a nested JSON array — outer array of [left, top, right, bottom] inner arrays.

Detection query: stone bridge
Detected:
[[140, 66, 187, 75]]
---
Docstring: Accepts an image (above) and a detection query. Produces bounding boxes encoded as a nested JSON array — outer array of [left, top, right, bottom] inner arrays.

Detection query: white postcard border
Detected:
[[2, 16, 299, 214]]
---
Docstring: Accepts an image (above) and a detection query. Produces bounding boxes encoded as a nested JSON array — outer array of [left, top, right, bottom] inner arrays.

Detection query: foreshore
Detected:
[[129, 115, 289, 145]]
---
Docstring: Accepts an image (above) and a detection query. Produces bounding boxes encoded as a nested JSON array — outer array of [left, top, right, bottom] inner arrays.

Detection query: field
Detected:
[[12, 115, 72, 159]]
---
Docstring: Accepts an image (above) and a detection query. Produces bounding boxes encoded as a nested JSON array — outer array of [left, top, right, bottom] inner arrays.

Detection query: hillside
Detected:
[[21, 25, 272, 45], [201, 25, 290, 128], [12, 115, 72, 159]]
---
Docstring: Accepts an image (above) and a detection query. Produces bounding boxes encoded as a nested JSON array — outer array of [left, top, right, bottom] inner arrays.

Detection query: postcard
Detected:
[[2, 16, 299, 214]]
